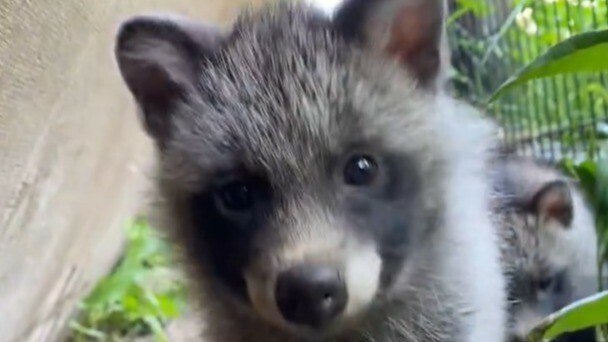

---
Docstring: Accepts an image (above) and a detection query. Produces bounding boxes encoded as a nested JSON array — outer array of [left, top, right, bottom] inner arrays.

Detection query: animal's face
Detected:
[[496, 163, 594, 341], [508, 264, 595, 342], [115, 0, 449, 336], [183, 129, 442, 333], [507, 249, 576, 341]]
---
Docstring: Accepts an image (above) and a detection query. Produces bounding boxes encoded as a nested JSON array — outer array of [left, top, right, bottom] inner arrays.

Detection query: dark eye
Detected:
[[215, 180, 254, 213], [538, 276, 554, 291], [344, 155, 379, 186]]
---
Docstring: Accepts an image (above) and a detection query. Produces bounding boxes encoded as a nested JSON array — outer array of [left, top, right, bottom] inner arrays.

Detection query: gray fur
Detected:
[[492, 156, 598, 341], [115, 1, 508, 341]]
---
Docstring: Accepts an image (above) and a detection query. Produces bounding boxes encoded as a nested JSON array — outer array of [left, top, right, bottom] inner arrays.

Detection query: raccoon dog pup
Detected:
[[493, 156, 598, 342], [114, 0, 507, 340]]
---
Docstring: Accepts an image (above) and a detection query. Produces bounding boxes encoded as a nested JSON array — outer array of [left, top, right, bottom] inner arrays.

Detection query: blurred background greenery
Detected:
[[448, 0, 608, 161]]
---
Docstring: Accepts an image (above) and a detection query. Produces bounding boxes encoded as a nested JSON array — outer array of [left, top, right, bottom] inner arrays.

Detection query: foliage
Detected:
[[68, 218, 186, 342], [450, 0, 608, 157], [446, 0, 491, 25]]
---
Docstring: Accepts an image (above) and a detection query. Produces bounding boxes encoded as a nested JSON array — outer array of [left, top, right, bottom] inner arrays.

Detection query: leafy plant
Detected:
[[490, 29, 608, 102], [68, 218, 186, 342], [451, 0, 608, 155], [446, 0, 491, 26]]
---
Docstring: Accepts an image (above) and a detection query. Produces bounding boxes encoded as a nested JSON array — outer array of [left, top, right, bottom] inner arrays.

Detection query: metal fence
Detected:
[[447, 0, 608, 162]]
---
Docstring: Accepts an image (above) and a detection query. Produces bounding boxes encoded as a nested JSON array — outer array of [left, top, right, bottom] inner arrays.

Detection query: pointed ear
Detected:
[[333, 0, 448, 89], [531, 180, 574, 227], [115, 15, 223, 140]]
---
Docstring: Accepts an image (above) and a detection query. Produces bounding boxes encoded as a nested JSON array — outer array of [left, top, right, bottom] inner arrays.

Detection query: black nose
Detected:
[[275, 264, 347, 328]]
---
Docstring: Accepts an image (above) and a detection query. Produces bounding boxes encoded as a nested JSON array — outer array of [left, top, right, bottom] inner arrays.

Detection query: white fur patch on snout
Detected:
[[245, 239, 382, 327], [343, 244, 382, 315], [276, 240, 382, 317]]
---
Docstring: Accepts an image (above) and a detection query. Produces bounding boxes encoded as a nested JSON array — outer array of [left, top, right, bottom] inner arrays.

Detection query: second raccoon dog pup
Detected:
[[114, 0, 507, 341], [493, 156, 598, 342]]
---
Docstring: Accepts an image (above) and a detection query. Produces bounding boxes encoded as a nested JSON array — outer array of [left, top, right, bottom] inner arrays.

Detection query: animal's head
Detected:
[[495, 158, 597, 341], [114, 0, 465, 337]]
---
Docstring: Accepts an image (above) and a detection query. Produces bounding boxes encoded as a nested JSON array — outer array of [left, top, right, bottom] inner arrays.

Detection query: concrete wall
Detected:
[[0, 0, 255, 341]]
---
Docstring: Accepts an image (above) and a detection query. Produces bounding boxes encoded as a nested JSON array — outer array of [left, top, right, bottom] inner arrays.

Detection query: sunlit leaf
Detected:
[[143, 315, 169, 342], [576, 160, 598, 201]]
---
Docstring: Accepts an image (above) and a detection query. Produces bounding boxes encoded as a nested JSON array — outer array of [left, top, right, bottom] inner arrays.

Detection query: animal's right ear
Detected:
[[531, 180, 574, 228], [115, 15, 223, 140], [333, 0, 448, 90]]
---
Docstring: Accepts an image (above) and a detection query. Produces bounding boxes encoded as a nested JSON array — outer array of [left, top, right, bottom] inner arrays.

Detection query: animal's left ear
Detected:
[[531, 180, 574, 227], [333, 0, 447, 89]]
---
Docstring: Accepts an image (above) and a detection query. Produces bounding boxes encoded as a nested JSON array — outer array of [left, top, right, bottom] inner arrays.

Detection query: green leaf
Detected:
[[69, 218, 187, 341], [596, 159, 608, 209], [155, 294, 181, 318], [595, 160, 608, 274], [143, 315, 168, 342], [576, 160, 598, 202], [558, 158, 577, 178], [489, 29, 608, 103], [69, 321, 106, 340], [527, 291, 608, 341]]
